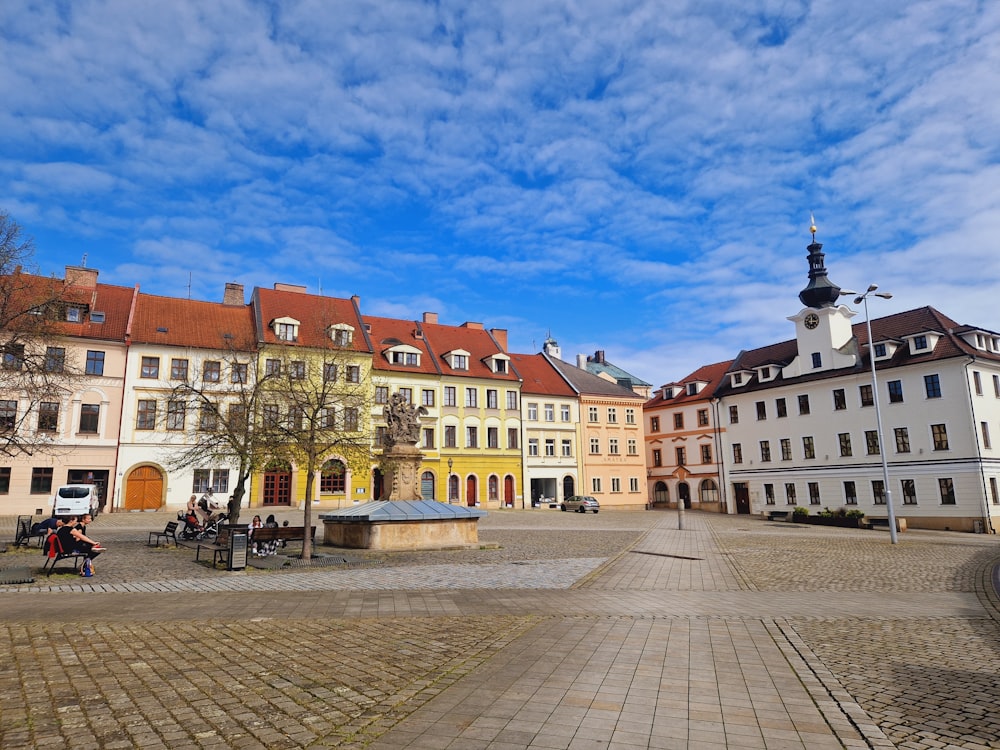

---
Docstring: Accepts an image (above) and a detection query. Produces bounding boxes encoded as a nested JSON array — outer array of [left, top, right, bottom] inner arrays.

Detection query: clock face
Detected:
[[804, 313, 819, 330]]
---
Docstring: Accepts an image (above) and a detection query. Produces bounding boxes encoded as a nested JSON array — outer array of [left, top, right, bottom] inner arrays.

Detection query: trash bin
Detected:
[[228, 529, 249, 570]]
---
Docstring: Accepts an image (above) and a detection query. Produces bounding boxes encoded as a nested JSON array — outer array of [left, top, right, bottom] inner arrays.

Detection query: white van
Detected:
[[52, 484, 101, 518]]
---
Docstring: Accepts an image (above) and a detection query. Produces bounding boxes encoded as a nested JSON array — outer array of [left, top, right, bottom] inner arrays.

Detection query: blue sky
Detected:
[[2, 1, 998, 386]]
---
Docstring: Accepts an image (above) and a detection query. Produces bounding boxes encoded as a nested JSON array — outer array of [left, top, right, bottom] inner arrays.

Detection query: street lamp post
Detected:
[[842, 284, 899, 544]]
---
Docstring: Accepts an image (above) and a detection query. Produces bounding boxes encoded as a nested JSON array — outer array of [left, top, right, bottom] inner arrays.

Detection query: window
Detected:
[[331, 327, 353, 347], [166, 401, 186, 431], [780, 438, 792, 460], [452, 354, 468, 370], [611, 477, 621, 493], [775, 398, 787, 418], [136, 400, 157, 430], [320, 460, 346, 493], [675, 446, 686, 465], [700, 478, 719, 503], [444, 425, 456, 448], [938, 477, 956, 505], [860, 385, 873, 407], [444, 387, 457, 407], [544, 403, 554, 421], [592, 477, 602, 493], [983, 422, 992, 449], [697, 409, 709, 426], [628, 438, 638, 456], [390, 351, 419, 366], [811, 352, 822, 368], [44, 346, 65, 372], [608, 408, 618, 424], [808, 482, 820, 505], [838, 433, 852, 457], [887, 380, 903, 403], [528, 438, 539, 456], [527, 403, 538, 421], [924, 374, 941, 399], [995, 375, 1000, 398], [700, 444, 712, 464], [141, 356, 160, 378], [265, 359, 281, 376], [487, 390, 499, 409], [65, 306, 82, 322], [343, 407, 359, 431], [200, 405, 219, 432], [276, 322, 297, 342], [423, 428, 435, 449], [901, 479, 917, 505], [844, 481, 857, 505], [231, 363, 247, 384], [630, 477, 639, 492], [37, 401, 59, 432], [651, 416, 661, 432], [288, 406, 304, 431], [973, 371, 983, 396], [626, 408, 636, 424], [609, 438, 619, 455], [465, 388, 477, 408], [323, 363, 338, 382], [589, 407, 599, 422], [932, 424, 949, 450], [2, 344, 24, 370], [79, 404, 99, 433], [0, 467, 9, 493], [760, 440, 771, 462], [0, 400, 16, 430], [489, 427, 500, 449], [320, 407, 335, 429], [764, 483, 775, 505], [833, 389, 846, 410], [193, 469, 229, 494], [288, 361, 306, 380], [508, 428, 519, 449], [784, 483, 797, 505], [797, 394, 810, 415], [728, 406, 738, 424], [375, 386, 389, 404], [562, 405, 571, 422], [673, 412, 684, 429], [86, 350, 106, 376], [422, 389, 435, 407], [802, 436, 815, 459], [872, 480, 886, 505], [874, 343, 887, 358], [31, 467, 54, 494], [203, 360, 221, 382], [732, 444, 742, 464], [346, 365, 360, 383], [991, 477, 999, 505], [865, 430, 880, 455], [465, 426, 478, 448], [756, 401, 766, 420], [562, 439, 572, 457], [894, 427, 910, 453], [652, 449, 662, 466], [227, 404, 246, 431], [544, 438, 555, 456], [507, 391, 518, 410], [262, 404, 280, 428], [398, 387, 412, 404], [590, 437, 600, 454], [913, 334, 928, 350]]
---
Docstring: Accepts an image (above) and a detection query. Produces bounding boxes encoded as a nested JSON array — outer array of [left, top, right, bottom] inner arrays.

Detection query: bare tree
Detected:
[[260, 338, 375, 562], [0, 211, 81, 457]]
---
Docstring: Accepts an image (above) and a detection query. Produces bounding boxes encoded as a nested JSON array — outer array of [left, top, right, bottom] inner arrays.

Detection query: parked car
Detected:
[[52, 484, 101, 518], [561, 495, 600, 513]]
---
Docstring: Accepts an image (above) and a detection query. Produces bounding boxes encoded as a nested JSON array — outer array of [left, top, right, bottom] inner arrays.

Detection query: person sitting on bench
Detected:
[[57, 514, 105, 573]]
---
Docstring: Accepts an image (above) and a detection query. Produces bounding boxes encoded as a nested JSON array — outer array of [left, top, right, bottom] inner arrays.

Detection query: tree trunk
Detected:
[[301, 468, 314, 562], [228, 470, 250, 526]]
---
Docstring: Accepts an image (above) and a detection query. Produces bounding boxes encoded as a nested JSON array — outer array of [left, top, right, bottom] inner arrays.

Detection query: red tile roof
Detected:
[[509, 353, 576, 396], [252, 287, 370, 352], [645, 360, 733, 408], [364, 315, 441, 375], [130, 293, 255, 350], [419, 320, 519, 382]]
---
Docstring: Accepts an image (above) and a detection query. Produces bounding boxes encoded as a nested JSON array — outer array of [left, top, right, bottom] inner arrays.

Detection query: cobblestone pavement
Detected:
[[1, 509, 999, 749]]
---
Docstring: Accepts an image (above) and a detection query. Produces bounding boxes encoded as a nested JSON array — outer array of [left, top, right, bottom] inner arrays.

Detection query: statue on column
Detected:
[[381, 392, 427, 500]]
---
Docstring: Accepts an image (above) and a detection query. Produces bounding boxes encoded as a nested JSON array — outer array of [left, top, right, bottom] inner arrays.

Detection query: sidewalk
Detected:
[[1, 510, 998, 749]]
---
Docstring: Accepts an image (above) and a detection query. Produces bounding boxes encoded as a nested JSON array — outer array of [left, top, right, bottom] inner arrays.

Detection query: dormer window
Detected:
[[327, 323, 354, 347], [874, 343, 886, 358], [90, 311, 105, 324], [729, 370, 752, 388], [444, 349, 471, 371], [961, 330, 999, 353], [65, 306, 84, 323], [686, 380, 706, 396], [913, 335, 927, 350], [756, 365, 780, 383], [484, 353, 511, 374], [384, 343, 422, 367], [903, 331, 941, 355], [271, 317, 300, 342]]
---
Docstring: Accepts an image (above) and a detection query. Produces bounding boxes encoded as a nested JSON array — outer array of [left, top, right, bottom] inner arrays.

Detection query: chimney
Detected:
[[577, 354, 587, 369], [223, 282, 244, 306], [423, 312, 438, 324], [461, 321, 484, 330], [490, 328, 508, 351], [592, 350, 606, 364], [65, 266, 99, 288], [274, 282, 307, 293]]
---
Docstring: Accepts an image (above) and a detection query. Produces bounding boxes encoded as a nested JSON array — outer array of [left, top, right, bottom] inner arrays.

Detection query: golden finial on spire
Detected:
[[809, 212, 817, 240]]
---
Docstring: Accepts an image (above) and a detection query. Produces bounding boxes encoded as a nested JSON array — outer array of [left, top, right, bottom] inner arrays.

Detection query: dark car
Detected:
[[561, 495, 600, 513]]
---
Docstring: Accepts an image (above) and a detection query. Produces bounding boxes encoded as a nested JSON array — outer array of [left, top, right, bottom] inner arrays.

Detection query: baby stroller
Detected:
[[177, 509, 228, 541]]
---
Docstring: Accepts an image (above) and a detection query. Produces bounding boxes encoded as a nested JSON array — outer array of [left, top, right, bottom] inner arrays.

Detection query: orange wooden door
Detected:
[[124, 466, 163, 510]]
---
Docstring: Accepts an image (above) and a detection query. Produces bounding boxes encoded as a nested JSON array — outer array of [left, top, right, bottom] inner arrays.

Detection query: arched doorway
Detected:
[[653, 481, 669, 508], [504, 475, 515, 507], [562, 476, 575, 500], [263, 461, 292, 506], [372, 468, 385, 501], [421, 471, 435, 500], [678, 482, 692, 509], [448, 474, 460, 503], [466, 475, 478, 507], [124, 466, 163, 511], [699, 478, 719, 505]]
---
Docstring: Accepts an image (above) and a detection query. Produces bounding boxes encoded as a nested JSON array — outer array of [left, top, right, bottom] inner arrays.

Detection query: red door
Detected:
[[263, 469, 292, 506], [504, 475, 515, 506], [466, 476, 477, 507]]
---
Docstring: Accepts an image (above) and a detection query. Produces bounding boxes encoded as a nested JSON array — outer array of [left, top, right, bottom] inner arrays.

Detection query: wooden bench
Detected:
[[195, 527, 233, 568], [14, 515, 48, 548], [766, 510, 791, 521], [148, 521, 179, 547], [41, 534, 88, 576], [250, 525, 315, 552], [867, 517, 906, 531]]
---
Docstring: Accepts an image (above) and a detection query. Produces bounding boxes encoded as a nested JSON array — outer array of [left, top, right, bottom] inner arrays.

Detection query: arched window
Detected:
[[488, 475, 499, 502], [448, 474, 460, 503], [653, 481, 669, 504], [421, 471, 435, 500], [699, 478, 719, 503], [320, 459, 346, 494]]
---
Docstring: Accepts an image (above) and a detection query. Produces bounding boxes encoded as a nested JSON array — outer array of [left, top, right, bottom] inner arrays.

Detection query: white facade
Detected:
[[521, 394, 580, 505]]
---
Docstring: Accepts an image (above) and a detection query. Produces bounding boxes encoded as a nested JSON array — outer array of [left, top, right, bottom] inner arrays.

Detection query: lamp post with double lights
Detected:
[[842, 284, 899, 544]]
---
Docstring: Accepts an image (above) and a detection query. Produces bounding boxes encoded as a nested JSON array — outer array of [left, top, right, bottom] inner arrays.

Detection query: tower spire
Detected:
[[798, 215, 842, 308]]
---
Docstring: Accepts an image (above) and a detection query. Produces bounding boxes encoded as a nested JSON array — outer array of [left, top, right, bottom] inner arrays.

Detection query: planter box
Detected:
[[794, 516, 865, 528]]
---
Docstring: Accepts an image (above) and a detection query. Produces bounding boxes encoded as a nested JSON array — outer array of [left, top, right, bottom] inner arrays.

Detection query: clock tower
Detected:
[[783, 220, 858, 377]]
